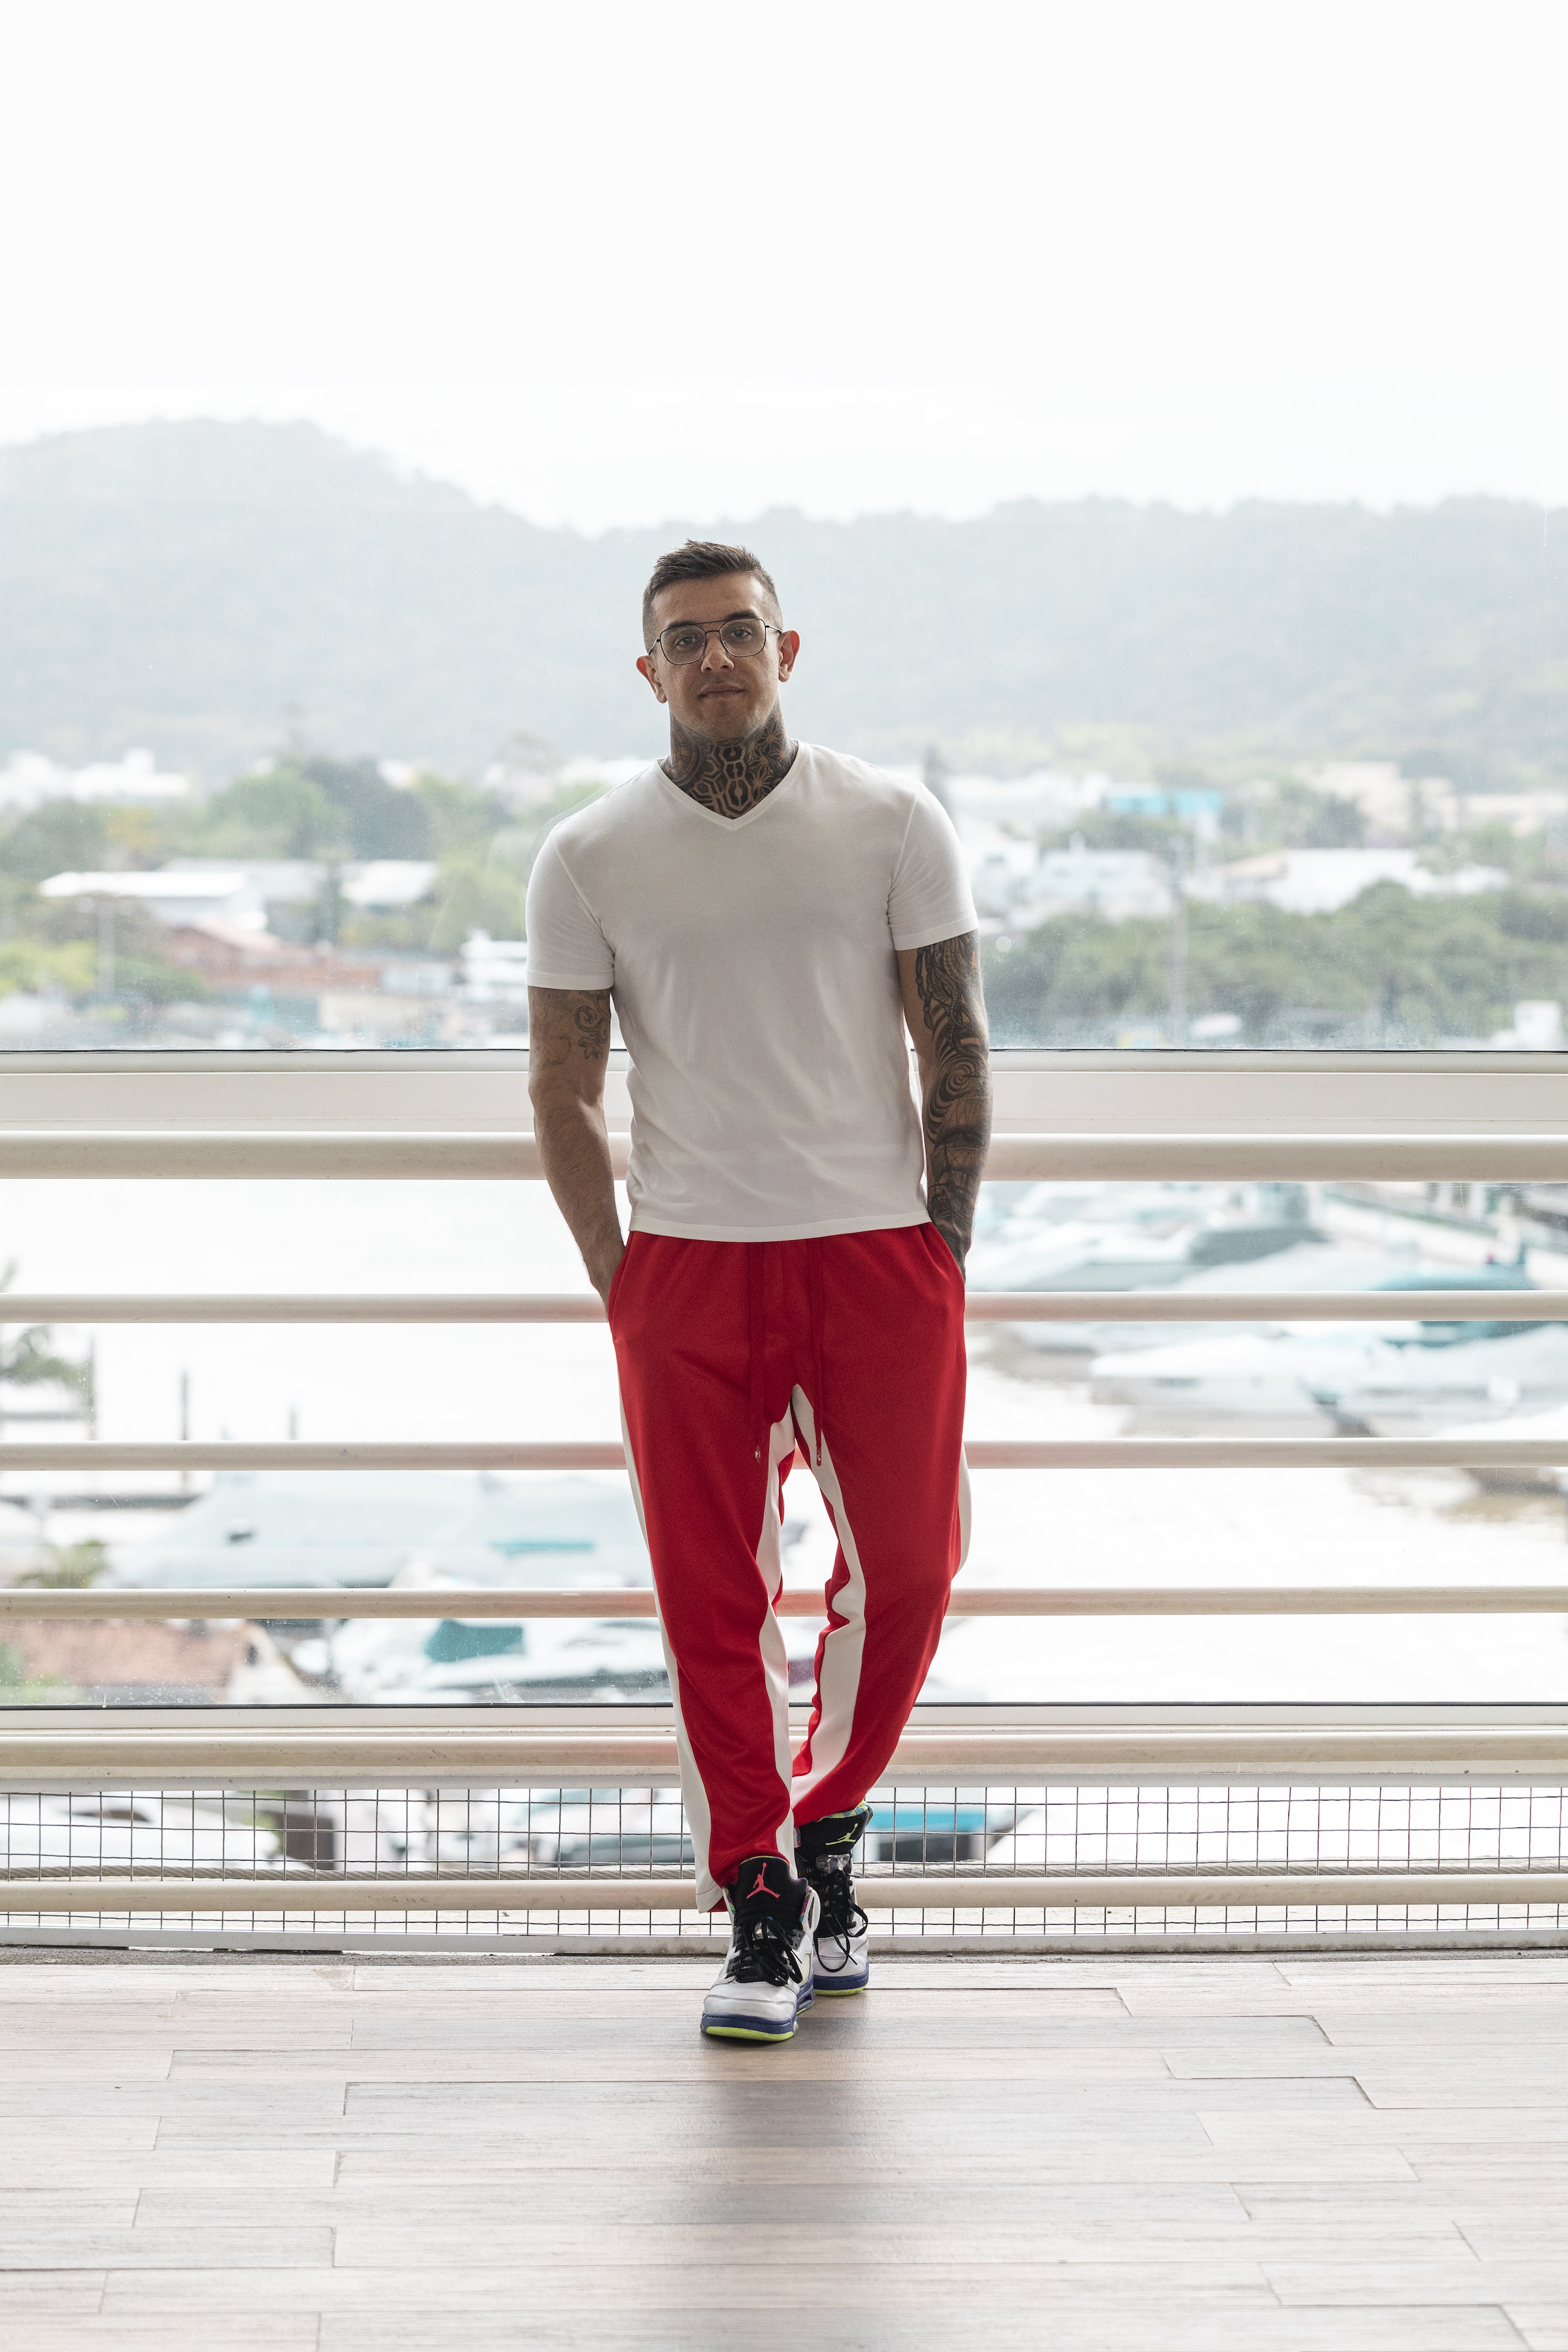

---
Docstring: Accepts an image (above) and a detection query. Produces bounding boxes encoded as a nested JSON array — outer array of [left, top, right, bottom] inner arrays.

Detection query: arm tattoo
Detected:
[[914, 932, 992, 1273], [662, 705, 797, 819], [570, 995, 611, 1061], [529, 987, 612, 1068]]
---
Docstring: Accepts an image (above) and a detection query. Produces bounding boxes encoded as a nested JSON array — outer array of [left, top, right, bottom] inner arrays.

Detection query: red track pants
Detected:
[[609, 1224, 970, 1908]]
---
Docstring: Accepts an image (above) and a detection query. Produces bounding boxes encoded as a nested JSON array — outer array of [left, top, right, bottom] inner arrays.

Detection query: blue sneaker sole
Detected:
[[813, 1972, 869, 1995]]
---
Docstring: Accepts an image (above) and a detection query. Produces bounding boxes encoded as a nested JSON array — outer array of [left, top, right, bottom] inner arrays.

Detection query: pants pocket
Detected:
[[605, 1241, 632, 1327]]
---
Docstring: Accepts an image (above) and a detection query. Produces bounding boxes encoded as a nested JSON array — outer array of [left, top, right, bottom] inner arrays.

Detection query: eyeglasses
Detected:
[[646, 617, 783, 666]]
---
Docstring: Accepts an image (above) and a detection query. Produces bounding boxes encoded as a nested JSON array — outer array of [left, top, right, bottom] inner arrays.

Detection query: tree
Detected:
[[23, 895, 208, 1002], [0, 940, 97, 998], [0, 802, 107, 881], [296, 757, 434, 860], [427, 862, 525, 953], [412, 773, 512, 860], [0, 1266, 95, 1435], [197, 769, 349, 860], [984, 883, 1568, 1046], [16, 1539, 108, 1590]]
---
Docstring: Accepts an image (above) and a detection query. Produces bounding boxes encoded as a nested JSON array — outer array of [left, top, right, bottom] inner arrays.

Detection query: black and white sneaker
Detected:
[[700, 1854, 819, 2044], [798, 1806, 872, 1995]]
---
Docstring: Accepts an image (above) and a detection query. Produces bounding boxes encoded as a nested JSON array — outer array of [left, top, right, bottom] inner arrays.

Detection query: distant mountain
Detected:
[[1, 420, 1563, 786]]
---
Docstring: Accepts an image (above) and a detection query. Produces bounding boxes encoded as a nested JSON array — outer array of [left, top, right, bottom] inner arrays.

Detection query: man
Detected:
[[526, 540, 990, 2043]]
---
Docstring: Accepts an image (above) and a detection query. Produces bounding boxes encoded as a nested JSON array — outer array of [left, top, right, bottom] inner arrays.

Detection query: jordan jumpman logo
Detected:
[[746, 1866, 777, 1900]]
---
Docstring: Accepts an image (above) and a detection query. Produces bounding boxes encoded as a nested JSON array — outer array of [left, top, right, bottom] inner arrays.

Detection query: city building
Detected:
[[38, 867, 268, 928], [459, 931, 529, 1006], [1014, 839, 1174, 924], [1203, 846, 1509, 914], [342, 860, 439, 909], [0, 747, 193, 812], [1307, 760, 1568, 843]]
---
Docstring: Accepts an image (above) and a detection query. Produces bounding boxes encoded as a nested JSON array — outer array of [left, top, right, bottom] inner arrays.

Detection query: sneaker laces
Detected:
[[808, 1857, 868, 1963], [727, 1910, 804, 1989]]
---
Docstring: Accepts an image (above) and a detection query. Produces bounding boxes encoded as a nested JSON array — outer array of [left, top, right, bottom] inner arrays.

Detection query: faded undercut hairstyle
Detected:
[[642, 540, 782, 647]]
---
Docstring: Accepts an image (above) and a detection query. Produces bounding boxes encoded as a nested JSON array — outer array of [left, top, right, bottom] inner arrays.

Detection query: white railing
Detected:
[[0, 1281, 1565, 1477], [3, 1871, 1564, 1915], [5, 1708, 1568, 1782], [3, 1093, 1568, 1926], [5, 1128, 1568, 1177], [6, 1584, 1568, 1619], [1, 1438, 1567, 1469], [6, 1289, 1567, 1320]]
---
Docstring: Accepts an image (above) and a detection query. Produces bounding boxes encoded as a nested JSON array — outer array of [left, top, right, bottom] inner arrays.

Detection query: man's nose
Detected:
[[699, 633, 736, 672]]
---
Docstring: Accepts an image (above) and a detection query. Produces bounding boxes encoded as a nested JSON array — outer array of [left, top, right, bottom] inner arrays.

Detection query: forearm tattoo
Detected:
[[662, 706, 797, 819], [914, 932, 992, 1271], [529, 988, 612, 1067]]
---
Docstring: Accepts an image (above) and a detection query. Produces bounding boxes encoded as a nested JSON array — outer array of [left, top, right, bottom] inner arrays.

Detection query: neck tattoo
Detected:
[[662, 706, 797, 819]]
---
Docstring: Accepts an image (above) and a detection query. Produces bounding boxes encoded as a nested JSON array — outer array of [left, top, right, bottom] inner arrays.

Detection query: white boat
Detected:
[[327, 1603, 674, 1704], [968, 1181, 1321, 1299], [110, 1471, 655, 1593], [323, 1550, 836, 1705], [0, 1793, 284, 1876], [321, 1787, 696, 1875], [1013, 1238, 1421, 1360], [1092, 1267, 1568, 1425], [1432, 1397, 1568, 1492]]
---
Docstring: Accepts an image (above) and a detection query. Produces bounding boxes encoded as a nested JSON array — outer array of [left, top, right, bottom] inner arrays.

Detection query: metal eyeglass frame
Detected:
[[645, 619, 786, 666]]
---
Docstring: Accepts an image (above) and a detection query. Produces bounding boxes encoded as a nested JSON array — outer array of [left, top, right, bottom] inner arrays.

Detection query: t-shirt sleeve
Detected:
[[887, 789, 979, 951], [523, 834, 615, 989]]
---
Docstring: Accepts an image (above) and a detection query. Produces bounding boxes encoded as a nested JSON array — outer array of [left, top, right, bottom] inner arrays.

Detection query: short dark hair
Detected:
[[642, 539, 781, 647]]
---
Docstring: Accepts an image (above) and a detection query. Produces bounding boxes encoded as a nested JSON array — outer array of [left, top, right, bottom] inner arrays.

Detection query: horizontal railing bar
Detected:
[[0, 1439, 1566, 1471], [966, 1292, 1568, 1322], [968, 1439, 1568, 1467], [5, 1131, 1568, 1179], [0, 1295, 610, 1324], [0, 1443, 627, 1469], [967, 1439, 1568, 1468], [985, 1136, 1568, 1180], [7, 1585, 1568, 1621], [3, 1870, 1565, 1913], [3, 1290, 1566, 1324], [0, 1133, 547, 1179], [3, 1728, 1567, 1784]]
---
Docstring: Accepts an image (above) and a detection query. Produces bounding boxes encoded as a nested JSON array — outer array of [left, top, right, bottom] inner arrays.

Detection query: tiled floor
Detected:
[[2, 1946, 1568, 2348]]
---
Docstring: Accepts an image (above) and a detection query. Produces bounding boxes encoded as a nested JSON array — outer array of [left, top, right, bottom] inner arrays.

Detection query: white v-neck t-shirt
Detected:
[[524, 743, 977, 1243]]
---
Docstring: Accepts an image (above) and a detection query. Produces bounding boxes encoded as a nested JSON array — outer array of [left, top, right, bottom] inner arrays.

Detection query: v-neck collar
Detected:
[[652, 743, 805, 834]]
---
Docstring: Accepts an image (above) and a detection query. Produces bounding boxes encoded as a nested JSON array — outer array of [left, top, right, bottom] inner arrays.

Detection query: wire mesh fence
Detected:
[[2, 1780, 1565, 1942]]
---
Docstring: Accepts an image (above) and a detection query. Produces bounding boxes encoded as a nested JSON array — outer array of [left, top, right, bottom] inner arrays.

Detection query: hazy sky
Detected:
[[1, 0, 1562, 531]]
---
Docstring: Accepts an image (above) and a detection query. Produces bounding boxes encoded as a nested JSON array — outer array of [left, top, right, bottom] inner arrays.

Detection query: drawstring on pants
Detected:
[[745, 1241, 827, 1469], [747, 1243, 766, 1462], [807, 1237, 826, 1467]]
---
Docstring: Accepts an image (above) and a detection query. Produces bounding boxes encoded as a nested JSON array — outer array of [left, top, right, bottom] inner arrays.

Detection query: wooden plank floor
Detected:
[[2, 1948, 1568, 2350]]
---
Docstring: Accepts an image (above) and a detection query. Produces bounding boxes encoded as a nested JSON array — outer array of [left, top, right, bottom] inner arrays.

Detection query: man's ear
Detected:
[[636, 653, 668, 706], [776, 629, 800, 683]]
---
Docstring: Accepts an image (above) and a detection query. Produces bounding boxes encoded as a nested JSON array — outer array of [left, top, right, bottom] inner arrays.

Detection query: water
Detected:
[[0, 1176, 1564, 1705]]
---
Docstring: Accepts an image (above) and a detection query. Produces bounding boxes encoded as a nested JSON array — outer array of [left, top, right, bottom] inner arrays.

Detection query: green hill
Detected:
[[1, 420, 1563, 786]]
